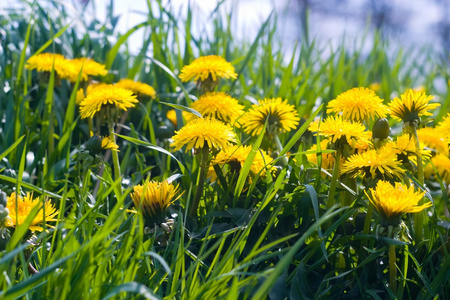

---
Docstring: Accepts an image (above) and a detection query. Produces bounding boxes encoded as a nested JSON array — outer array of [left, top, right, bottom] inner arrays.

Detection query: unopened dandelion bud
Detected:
[[86, 134, 103, 156], [372, 118, 390, 140]]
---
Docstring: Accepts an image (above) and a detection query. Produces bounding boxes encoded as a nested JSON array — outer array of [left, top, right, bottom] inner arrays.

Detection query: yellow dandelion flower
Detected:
[[179, 55, 237, 82], [76, 89, 85, 105], [171, 118, 236, 152], [116, 79, 156, 99], [79, 85, 138, 119], [354, 131, 373, 153], [65, 58, 108, 82], [341, 148, 404, 180], [306, 139, 336, 171], [366, 181, 431, 226], [418, 127, 449, 155], [167, 109, 178, 127], [212, 145, 274, 178], [184, 92, 244, 124], [425, 154, 450, 183], [6, 192, 58, 232], [437, 113, 450, 143], [86, 132, 119, 154], [309, 115, 370, 148], [388, 89, 440, 123], [369, 82, 381, 92], [327, 87, 388, 121], [102, 136, 119, 151], [385, 134, 430, 160], [240, 98, 300, 136], [25, 53, 75, 79], [76, 83, 109, 105], [130, 180, 181, 225], [413, 86, 426, 93]]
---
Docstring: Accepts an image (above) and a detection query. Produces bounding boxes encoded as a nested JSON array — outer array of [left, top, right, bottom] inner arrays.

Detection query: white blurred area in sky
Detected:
[[0, 0, 448, 55]]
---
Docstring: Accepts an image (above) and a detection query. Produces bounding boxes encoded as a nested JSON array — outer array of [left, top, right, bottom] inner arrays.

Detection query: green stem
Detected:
[[328, 148, 342, 209], [88, 118, 94, 135], [109, 123, 122, 197], [363, 202, 374, 236], [190, 145, 210, 218], [412, 127, 424, 244], [273, 132, 288, 166], [389, 244, 397, 294], [397, 245, 408, 299], [341, 175, 356, 207], [48, 110, 54, 158], [402, 173, 411, 186]]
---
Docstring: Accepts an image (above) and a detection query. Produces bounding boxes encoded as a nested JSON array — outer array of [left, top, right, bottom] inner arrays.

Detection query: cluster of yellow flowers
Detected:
[[26, 53, 108, 82], [307, 86, 446, 224], [15, 52, 449, 230]]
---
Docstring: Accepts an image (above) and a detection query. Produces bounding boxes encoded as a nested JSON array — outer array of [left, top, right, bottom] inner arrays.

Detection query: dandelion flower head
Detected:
[[418, 127, 449, 155], [130, 180, 181, 224], [437, 113, 450, 143], [66, 58, 108, 82], [171, 118, 236, 152], [6, 192, 58, 232], [116, 79, 156, 99], [240, 98, 300, 136], [179, 55, 237, 82], [388, 89, 440, 123], [26, 53, 75, 79], [185, 92, 244, 124], [424, 154, 450, 183], [212, 145, 274, 178], [76, 83, 108, 105], [306, 139, 336, 171], [366, 180, 431, 223], [79, 85, 138, 119], [327, 87, 388, 121], [309, 115, 370, 149], [341, 147, 404, 180]]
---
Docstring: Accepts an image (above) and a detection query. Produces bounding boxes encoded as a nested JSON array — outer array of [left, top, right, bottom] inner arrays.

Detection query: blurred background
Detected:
[[1, 0, 449, 58]]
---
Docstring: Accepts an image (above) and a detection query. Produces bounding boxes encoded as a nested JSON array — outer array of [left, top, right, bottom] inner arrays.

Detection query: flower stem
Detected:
[[273, 132, 288, 166], [328, 148, 342, 209], [190, 145, 209, 218], [341, 175, 356, 207], [389, 244, 397, 294], [363, 201, 374, 236], [412, 127, 424, 244], [109, 123, 122, 197]]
